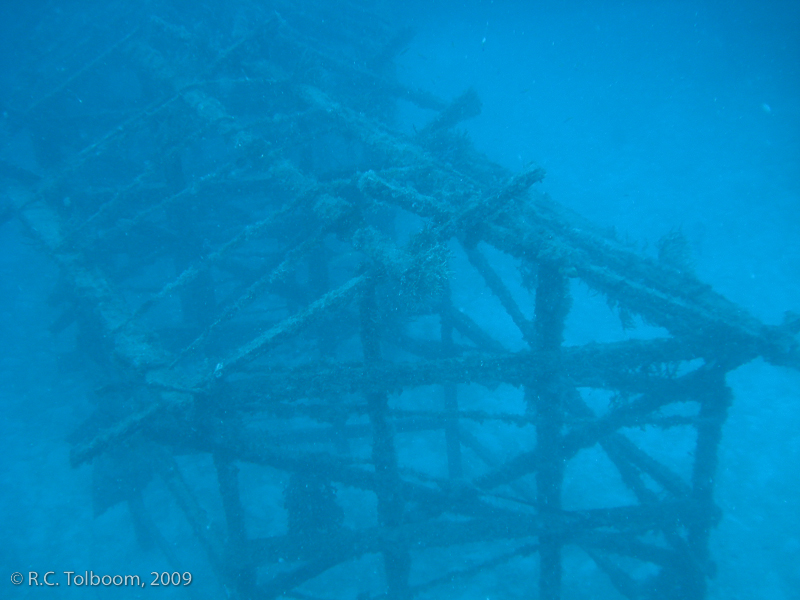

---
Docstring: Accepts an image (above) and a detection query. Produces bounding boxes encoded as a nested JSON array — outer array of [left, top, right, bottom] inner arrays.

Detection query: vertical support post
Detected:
[[440, 283, 463, 480], [214, 452, 256, 597], [647, 367, 730, 599], [309, 243, 349, 454], [685, 369, 730, 597], [163, 153, 216, 329], [309, 240, 336, 358], [530, 260, 571, 600], [155, 451, 226, 582], [360, 280, 410, 600]]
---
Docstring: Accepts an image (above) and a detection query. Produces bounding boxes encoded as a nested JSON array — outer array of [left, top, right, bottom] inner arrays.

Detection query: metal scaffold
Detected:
[[3, 2, 798, 599]]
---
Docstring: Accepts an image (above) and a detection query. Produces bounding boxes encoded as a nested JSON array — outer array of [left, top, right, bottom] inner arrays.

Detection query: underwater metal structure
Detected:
[[4, 2, 799, 599]]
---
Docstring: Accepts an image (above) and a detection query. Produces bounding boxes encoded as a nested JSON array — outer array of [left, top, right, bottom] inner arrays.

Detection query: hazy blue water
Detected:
[[391, 3, 800, 597], [1, 1, 798, 598]]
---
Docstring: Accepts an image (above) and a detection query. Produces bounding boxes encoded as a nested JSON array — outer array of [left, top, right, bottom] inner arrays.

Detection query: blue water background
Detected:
[[0, 1, 798, 598]]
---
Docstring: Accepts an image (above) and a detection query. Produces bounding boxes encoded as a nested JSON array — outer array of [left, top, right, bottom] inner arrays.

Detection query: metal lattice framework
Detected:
[[4, 2, 799, 599]]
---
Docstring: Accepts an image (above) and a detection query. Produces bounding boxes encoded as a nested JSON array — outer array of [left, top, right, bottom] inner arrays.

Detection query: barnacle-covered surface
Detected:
[[3, 2, 799, 599]]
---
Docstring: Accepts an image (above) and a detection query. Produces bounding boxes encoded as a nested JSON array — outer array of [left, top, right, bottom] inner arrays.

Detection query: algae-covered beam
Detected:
[[530, 259, 570, 600], [154, 450, 228, 585], [444, 305, 507, 353], [360, 281, 411, 599], [356, 139, 796, 372], [417, 88, 482, 137], [12, 189, 173, 372], [604, 433, 693, 499], [213, 452, 257, 597], [249, 498, 690, 598], [685, 370, 731, 595], [169, 227, 329, 368], [561, 364, 718, 462], [581, 547, 642, 600], [466, 244, 535, 344], [226, 338, 697, 404], [73, 335, 697, 469], [215, 273, 369, 377], [485, 207, 799, 370], [440, 284, 463, 480]]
